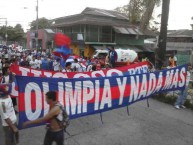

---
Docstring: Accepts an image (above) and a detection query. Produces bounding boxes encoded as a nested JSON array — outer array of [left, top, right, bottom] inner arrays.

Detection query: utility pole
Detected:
[[157, 0, 170, 69], [5, 19, 8, 45], [36, 0, 39, 51]]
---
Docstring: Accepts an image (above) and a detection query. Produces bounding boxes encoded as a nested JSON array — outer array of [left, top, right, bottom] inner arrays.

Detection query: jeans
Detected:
[[175, 87, 188, 106], [44, 129, 64, 145], [110, 60, 115, 68]]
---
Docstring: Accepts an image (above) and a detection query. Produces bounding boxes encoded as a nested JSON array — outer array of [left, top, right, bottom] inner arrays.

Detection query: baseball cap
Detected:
[[0, 84, 12, 98]]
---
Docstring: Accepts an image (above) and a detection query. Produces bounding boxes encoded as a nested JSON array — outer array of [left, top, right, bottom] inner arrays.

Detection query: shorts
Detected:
[[3, 124, 19, 145]]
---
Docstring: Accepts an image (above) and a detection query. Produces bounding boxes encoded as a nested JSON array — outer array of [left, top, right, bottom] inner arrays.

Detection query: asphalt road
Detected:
[[0, 99, 193, 145]]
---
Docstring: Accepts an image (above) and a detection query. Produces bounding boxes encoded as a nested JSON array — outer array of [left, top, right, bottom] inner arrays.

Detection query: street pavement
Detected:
[[0, 98, 193, 145]]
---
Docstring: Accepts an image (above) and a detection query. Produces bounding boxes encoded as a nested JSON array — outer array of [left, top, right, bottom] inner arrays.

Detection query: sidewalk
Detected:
[[1, 99, 193, 145]]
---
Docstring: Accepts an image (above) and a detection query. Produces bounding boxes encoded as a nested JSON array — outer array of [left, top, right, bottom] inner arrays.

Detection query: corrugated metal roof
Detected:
[[82, 7, 129, 20], [52, 7, 155, 36], [44, 29, 55, 34], [167, 30, 193, 37], [127, 28, 137, 34], [113, 26, 144, 35]]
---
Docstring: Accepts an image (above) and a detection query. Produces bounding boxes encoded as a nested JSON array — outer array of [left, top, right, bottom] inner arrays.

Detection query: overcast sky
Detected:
[[0, 0, 193, 31]]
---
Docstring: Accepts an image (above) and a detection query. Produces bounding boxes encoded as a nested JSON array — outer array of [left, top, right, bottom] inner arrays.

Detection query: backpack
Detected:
[[55, 103, 70, 130]]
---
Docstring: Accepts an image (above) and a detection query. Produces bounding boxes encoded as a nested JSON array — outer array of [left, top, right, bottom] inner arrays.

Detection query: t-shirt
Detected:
[[30, 60, 38, 69], [0, 96, 17, 126], [62, 68, 72, 72], [72, 63, 84, 72], [36, 59, 42, 69], [41, 59, 49, 70], [1, 75, 10, 84], [27, 55, 33, 61], [109, 51, 117, 61], [4, 53, 9, 59], [53, 61, 61, 71]]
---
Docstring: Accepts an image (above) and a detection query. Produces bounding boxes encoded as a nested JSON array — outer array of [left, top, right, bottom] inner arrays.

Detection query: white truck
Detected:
[[93, 48, 138, 66]]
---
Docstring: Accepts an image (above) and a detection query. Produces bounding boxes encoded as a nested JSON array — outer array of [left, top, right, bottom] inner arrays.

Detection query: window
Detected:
[[99, 26, 112, 42], [86, 25, 98, 42]]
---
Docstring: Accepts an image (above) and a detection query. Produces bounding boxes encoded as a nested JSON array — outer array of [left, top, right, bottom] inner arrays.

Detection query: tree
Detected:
[[128, 0, 143, 25], [115, 0, 161, 30], [30, 17, 51, 30], [0, 24, 25, 42], [115, 5, 130, 16], [13, 24, 25, 41], [157, 0, 170, 69], [115, 1, 143, 25], [140, 0, 161, 31]]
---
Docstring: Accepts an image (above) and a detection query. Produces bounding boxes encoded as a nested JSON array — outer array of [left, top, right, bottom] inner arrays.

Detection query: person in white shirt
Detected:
[[36, 56, 42, 70], [72, 59, 85, 72], [29, 56, 38, 69], [53, 58, 61, 72], [62, 62, 72, 72], [27, 53, 33, 62], [0, 84, 19, 145], [0, 57, 2, 75]]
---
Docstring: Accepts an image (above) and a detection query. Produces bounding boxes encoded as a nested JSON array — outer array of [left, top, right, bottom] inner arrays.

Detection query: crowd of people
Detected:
[[0, 45, 121, 145], [0, 46, 192, 145]]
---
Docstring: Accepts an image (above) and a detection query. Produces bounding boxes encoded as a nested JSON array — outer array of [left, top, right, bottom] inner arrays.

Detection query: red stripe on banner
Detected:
[[18, 71, 186, 112], [10, 62, 148, 78], [18, 92, 45, 111]]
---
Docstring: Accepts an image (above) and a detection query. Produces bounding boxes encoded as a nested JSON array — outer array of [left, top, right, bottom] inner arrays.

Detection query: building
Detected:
[[26, 29, 55, 52], [52, 7, 155, 58], [166, 29, 193, 65]]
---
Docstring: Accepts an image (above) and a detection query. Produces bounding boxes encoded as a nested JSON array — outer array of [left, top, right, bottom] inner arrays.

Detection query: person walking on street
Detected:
[[174, 66, 191, 109], [23, 91, 68, 145], [0, 84, 19, 145], [1, 67, 17, 113]]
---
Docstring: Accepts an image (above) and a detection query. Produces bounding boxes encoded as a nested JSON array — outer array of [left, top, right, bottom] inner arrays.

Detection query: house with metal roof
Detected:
[[52, 7, 156, 57], [166, 29, 193, 65]]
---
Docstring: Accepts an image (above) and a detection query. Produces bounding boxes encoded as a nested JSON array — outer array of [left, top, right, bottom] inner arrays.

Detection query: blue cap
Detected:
[[0, 84, 12, 98]]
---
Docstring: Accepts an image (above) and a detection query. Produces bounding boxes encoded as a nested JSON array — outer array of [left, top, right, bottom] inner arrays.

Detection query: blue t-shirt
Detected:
[[41, 59, 49, 70]]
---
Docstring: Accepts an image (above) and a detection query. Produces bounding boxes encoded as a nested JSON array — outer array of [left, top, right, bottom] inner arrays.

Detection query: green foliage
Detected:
[[30, 17, 51, 30], [0, 24, 25, 41], [191, 24, 193, 30], [115, 0, 161, 29], [114, 5, 129, 16]]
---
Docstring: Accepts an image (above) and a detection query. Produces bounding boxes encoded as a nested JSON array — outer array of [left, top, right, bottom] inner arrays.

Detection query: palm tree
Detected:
[[140, 0, 161, 31]]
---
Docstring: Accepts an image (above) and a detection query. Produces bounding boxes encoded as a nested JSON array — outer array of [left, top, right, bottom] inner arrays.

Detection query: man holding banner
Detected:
[[0, 84, 19, 145], [23, 91, 66, 145]]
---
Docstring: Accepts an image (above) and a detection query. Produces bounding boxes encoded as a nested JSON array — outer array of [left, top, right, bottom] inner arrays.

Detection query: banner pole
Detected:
[[100, 113, 104, 124], [146, 98, 150, 108], [126, 106, 130, 116]]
